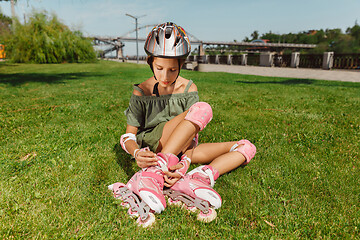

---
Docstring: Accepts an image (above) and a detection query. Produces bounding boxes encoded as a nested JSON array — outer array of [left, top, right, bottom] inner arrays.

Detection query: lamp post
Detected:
[[125, 13, 146, 64]]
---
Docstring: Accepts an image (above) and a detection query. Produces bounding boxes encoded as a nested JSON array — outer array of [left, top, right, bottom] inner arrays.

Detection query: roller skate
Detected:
[[163, 165, 222, 223], [108, 179, 155, 227], [164, 139, 257, 223], [108, 152, 179, 228]]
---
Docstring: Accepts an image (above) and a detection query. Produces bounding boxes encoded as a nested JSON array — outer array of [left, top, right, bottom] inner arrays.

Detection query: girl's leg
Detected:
[[166, 141, 247, 212], [157, 102, 213, 156], [185, 142, 246, 175], [166, 141, 255, 214], [156, 110, 198, 155]]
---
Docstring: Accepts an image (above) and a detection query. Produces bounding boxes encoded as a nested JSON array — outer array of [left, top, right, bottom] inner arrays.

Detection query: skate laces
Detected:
[[203, 168, 215, 187], [145, 165, 163, 176], [157, 160, 168, 172], [156, 153, 179, 172]]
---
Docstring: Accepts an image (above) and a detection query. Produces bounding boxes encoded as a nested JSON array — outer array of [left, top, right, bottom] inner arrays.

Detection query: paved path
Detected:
[[105, 59, 360, 83], [198, 64, 360, 83]]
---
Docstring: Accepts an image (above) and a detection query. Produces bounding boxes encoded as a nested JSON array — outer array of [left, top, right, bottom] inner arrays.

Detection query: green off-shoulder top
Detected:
[[124, 80, 199, 149]]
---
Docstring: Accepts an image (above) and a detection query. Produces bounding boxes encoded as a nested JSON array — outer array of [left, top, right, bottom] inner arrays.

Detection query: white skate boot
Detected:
[[163, 165, 222, 223], [109, 152, 179, 227]]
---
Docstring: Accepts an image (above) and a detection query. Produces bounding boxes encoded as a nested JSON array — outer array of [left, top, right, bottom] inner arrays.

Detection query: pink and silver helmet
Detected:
[[144, 22, 191, 59]]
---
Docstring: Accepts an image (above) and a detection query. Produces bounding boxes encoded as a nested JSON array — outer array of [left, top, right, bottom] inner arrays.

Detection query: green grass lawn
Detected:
[[0, 60, 359, 239]]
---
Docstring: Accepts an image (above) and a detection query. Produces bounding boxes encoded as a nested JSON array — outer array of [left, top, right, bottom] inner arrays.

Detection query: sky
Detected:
[[1, 0, 360, 56]]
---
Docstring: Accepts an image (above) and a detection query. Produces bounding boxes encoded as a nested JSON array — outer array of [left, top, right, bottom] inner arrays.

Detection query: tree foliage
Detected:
[[4, 10, 96, 63], [0, 12, 12, 41], [243, 23, 360, 53]]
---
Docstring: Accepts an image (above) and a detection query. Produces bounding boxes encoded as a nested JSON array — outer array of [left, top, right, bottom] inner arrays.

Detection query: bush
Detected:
[[5, 11, 96, 63]]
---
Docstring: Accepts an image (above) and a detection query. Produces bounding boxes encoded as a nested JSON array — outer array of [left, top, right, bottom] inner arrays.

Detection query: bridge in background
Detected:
[[94, 36, 360, 71], [93, 36, 317, 59]]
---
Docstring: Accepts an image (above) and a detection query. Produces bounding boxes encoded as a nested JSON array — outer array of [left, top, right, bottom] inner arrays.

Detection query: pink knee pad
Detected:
[[231, 139, 256, 165], [185, 102, 213, 131]]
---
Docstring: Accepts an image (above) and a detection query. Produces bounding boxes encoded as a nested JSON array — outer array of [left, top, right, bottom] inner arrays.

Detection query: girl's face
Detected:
[[153, 57, 179, 87]]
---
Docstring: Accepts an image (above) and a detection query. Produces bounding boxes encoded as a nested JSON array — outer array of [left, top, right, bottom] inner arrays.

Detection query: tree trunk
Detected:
[[11, 0, 16, 26]]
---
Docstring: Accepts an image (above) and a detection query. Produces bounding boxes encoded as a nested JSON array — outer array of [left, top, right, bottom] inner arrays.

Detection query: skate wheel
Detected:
[[120, 202, 130, 208], [197, 208, 217, 223], [115, 196, 123, 201], [110, 183, 127, 198], [168, 198, 182, 206], [127, 208, 139, 218], [136, 212, 156, 228], [184, 205, 197, 212]]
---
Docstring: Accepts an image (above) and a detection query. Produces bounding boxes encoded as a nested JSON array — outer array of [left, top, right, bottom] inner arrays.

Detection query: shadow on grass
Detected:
[[237, 78, 315, 85], [0, 62, 17, 67], [236, 78, 360, 87], [113, 143, 136, 179], [0, 72, 105, 86]]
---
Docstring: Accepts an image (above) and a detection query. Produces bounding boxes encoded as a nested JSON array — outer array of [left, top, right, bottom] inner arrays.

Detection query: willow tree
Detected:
[[6, 10, 96, 63]]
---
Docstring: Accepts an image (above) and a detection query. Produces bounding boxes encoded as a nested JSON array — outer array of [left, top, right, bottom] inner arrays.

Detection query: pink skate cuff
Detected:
[[203, 165, 219, 180], [176, 155, 191, 177]]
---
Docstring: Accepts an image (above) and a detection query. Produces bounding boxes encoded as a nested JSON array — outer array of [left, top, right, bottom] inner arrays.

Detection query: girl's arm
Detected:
[[122, 125, 140, 157], [122, 124, 158, 168]]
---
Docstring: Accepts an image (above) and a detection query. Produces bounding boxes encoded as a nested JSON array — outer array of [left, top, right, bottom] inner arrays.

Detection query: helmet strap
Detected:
[[172, 59, 181, 86], [150, 63, 158, 80]]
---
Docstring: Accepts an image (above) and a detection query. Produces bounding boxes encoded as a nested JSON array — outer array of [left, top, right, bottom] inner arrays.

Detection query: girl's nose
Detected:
[[163, 70, 171, 81]]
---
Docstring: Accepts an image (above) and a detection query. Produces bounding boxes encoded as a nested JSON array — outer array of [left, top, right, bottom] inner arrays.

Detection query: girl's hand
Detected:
[[163, 163, 183, 187], [135, 149, 158, 168]]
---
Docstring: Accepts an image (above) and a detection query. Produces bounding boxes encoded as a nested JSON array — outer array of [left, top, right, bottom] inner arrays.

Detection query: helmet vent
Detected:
[[165, 27, 172, 39], [174, 36, 180, 47], [155, 32, 160, 45]]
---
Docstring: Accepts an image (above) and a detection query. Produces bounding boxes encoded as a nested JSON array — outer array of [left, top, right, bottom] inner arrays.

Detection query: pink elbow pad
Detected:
[[185, 102, 213, 131]]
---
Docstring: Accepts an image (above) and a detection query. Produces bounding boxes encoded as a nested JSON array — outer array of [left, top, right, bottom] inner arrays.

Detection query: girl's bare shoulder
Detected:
[[133, 77, 155, 96], [176, 77, 197, 93], [187, 80, 198, 92]]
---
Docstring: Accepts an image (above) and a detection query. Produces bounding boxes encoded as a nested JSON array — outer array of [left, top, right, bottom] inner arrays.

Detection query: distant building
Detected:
[[248, 39, 270, 51], [307, 30, 318, 35], [251, 39, 270, 44]]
